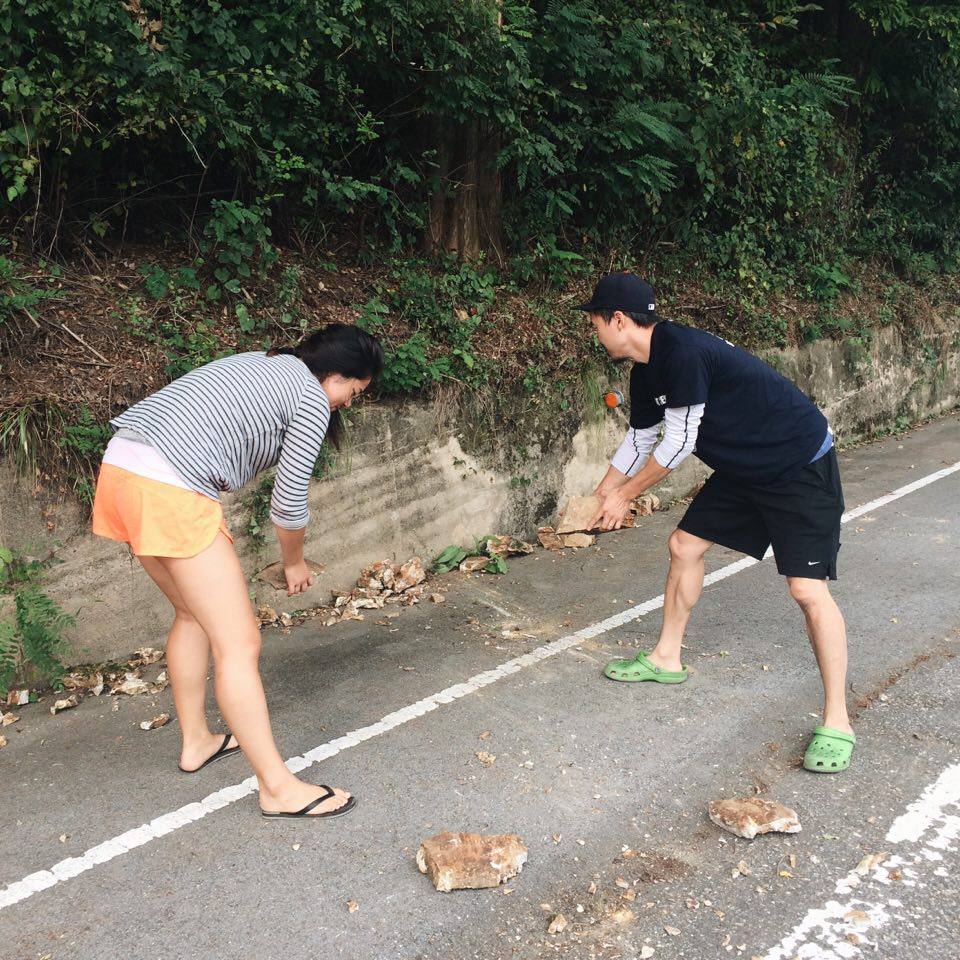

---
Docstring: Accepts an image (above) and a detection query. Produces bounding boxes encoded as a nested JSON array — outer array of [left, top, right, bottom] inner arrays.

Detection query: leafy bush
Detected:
[[379, 333, 452, 395], [200, 200, 277, 299], [1, 0, 957, 287]]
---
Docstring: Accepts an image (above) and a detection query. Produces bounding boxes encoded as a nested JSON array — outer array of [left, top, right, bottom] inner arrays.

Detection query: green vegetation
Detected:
[[431, 538, 520, 575], [0, 401, 114, 504], [2, 0, 959, 502], [3, 2, 959, 286], [0, 548, 75, 697]]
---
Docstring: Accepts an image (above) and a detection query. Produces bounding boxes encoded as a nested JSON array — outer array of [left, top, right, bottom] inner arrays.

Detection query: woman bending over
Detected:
[[92, 323, 383, 819]]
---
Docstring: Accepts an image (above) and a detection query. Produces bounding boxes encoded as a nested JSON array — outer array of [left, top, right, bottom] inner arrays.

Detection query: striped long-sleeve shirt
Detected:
[[610, 404, 705, 477], [110, 352, 331, 529]]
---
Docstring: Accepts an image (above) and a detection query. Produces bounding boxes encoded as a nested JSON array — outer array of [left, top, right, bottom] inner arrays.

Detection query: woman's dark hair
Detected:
[[267, 323, 384, 449]]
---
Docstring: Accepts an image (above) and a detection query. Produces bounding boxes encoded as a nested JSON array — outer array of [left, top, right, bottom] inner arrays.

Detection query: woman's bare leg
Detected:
[[158, 533, 348, 814], [138, 555, 237, 771]]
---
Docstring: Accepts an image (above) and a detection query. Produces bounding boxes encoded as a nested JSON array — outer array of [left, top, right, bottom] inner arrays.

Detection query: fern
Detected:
[[0, 586, 74, 697], [0, 618, 18, 698]]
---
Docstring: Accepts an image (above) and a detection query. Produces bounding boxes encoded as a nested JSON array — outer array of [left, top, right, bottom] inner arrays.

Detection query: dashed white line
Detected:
[[762, 763, 960, 959], [1, 460, 958, 913]]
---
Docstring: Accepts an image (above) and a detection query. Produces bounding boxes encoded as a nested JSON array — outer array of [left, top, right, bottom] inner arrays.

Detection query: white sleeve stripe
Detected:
[[626, 431, 644, 474], [653, 404, 705, 471]]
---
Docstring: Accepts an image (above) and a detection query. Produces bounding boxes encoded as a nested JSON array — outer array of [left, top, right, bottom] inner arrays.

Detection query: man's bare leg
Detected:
[[646, 529, 713, 671], [787, 577, 852, 734]]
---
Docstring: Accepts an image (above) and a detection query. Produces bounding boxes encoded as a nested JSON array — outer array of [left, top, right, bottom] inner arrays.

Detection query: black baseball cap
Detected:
[[574, 272, 656, 315]]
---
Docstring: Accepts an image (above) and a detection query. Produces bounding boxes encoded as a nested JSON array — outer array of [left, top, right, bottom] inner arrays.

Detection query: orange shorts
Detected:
[[91, 463, 233, 558]]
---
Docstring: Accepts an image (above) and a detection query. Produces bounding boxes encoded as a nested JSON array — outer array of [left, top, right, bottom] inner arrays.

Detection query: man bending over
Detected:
[[578, 272, 854, 773]]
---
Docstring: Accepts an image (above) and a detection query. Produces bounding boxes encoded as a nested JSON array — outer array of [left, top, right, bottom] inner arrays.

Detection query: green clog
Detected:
[[803, 725, 856, 773], [603, 650, 688, 684]]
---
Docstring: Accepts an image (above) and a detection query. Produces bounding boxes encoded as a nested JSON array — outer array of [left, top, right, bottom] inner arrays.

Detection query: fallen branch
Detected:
[[53, 320, 112, 365]]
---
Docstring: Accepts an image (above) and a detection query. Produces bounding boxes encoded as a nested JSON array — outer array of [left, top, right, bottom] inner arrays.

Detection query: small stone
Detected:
[[139, 712, 170, 731], [632, 493, 660, 516], [537, 526, 564, 551], [561, 532, 596, 549], [547, 913, 568, 935], [708, 797, 801, 839], [346, 900, 359, 913], [394, 557, 427, 592], [664, 925, 681, 936], [417, 832, 527, 892], [111, 673, 149, 696]]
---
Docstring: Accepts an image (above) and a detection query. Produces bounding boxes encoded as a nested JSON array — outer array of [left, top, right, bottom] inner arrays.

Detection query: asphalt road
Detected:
[[2, 413, 958, 960]]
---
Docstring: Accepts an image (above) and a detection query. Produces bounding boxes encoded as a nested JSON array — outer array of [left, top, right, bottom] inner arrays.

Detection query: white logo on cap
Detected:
[[648, 302, 656, 310]]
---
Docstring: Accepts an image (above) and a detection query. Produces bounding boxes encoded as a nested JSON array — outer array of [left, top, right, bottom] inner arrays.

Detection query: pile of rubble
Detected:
[[2, 646, 170, 727], [258, 557, 430, 629], [50, 646, 169, 714]]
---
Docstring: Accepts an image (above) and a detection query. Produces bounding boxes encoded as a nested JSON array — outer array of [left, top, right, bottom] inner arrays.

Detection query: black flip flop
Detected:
[[178, 733, 241, 774], [261, 785, 358, 820]]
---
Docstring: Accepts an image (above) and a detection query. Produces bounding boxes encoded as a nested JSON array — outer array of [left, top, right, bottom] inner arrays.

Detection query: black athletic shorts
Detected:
[[677, 448, 845, 580]]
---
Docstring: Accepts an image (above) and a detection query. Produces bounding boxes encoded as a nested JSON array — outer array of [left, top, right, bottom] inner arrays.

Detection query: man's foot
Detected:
[[645, 648, 684, 673], [603, 650, 688, 683], [179, 732, 239, 773], [259, 780, 352, 817], [803, 725, 855, 773], [822, 713, 854, 737]]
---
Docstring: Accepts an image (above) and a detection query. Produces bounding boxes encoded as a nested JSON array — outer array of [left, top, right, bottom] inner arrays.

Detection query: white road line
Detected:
[[761, 762, 960, 959], [2, 460, 958, 913]]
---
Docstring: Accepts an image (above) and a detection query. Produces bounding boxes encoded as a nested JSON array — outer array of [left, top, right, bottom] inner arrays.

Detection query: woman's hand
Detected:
[[284, 560, 315, 596], [592, 489, 632, 532]]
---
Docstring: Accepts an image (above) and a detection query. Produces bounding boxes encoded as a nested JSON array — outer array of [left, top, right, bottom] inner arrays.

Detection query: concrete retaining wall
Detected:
[[1, 322, 957, 665]]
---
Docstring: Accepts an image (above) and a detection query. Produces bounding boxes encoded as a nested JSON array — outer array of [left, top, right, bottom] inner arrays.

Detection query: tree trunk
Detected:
[[424, 118, 505, 265]]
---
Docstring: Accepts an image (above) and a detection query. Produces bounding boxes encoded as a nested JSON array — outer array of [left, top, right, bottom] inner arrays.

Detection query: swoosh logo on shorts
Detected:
[[807, 560, 821, 565]]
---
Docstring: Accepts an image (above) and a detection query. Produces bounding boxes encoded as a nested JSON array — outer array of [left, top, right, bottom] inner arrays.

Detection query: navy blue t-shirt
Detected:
[[630, 322, 828, 486]]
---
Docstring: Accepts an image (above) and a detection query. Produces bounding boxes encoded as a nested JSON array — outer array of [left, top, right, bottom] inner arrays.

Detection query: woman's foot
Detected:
[[259, 779, 352, 817], [179, 732, 239, 773]]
